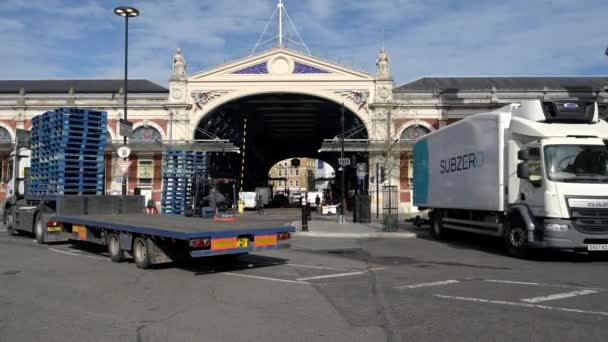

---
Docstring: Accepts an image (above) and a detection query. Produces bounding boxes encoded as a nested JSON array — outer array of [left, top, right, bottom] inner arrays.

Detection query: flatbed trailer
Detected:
[[6, 195, 295, 269]]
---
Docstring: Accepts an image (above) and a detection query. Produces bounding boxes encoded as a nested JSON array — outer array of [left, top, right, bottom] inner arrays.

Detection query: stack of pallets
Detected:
[[30, 108, 107, 196], [161, 150, 208, 215]]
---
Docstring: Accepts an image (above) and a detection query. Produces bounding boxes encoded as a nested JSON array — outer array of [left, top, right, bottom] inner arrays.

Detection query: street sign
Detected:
[[119, 119, 133, 138], [117, 146, 131, 158], [116, 159, 132, 175], [15, 129, 31, 148], [338, 158, 351, 166]]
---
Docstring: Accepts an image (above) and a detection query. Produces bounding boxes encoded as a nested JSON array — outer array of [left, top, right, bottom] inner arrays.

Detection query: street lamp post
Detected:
[[339, 104, 346, 224], [114, 6, 139, 196]]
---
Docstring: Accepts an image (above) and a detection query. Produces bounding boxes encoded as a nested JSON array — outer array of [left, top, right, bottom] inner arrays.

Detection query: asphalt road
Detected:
[[1, 225, 607, 342]]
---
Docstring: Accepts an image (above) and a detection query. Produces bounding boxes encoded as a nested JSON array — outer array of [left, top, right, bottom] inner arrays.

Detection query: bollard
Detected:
[[301, 197, 309, 232]]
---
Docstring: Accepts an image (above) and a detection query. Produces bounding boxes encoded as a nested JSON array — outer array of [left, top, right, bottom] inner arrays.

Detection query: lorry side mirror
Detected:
[[517, 150, 529, 161], [517, 163, 530, 180]]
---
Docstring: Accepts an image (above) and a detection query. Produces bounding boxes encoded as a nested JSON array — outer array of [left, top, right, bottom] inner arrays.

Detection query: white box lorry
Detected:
[[413, 100, 608, 257]]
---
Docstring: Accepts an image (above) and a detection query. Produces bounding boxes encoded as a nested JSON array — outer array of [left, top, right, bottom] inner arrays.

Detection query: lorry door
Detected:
[[520, 145, 545, 216]]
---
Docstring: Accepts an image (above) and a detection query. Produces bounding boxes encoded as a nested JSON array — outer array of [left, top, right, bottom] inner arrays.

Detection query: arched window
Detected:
[[131, 126, 162, 143], [0, 127, 12, 141], [400, 125, 430, 142]]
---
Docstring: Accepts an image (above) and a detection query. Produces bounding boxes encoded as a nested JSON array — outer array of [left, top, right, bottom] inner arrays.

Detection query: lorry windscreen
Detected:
[[545, 145, 608, 183]]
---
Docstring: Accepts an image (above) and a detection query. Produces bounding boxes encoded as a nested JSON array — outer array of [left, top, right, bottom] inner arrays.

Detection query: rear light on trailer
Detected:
[[189, 238, 211, 249], [48, 221, 59, 227], [278, 232, 291, 241]]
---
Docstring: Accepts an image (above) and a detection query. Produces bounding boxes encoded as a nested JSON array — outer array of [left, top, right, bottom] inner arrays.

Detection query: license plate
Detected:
[[237, 237, 249, 248], [587, 244, 608, 251], [47, 226, 61, 232]]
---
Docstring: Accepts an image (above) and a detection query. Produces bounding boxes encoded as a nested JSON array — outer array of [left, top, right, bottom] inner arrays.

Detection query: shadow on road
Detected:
[[416, 230, 600, 263]]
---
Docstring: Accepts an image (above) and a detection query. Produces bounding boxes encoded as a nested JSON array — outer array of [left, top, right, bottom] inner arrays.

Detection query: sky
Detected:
[[1, 0, 608, 86]]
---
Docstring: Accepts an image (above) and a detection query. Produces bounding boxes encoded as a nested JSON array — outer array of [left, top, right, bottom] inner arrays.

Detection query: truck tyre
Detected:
[[133, 237, 152, 269], [107, 233, 125, 263], [4, 207, 18, 236], [34, 214, 46, 244], [504, 220, 529, 258], [430, 210, 449, 240]]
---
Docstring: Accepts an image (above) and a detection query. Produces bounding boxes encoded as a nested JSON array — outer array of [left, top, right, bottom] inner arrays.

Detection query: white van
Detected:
[[239, 192, 257, 209]]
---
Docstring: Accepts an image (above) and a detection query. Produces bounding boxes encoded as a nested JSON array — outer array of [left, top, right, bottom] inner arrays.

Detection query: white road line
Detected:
[[485, 279, 603, 290], [48, 248, 106, 260], [222, 272, 313, 285], [434, 294, 608, 317], [368, 267, 386, 271], [296, 271, 366, 281], [485, 280, 542, 286], [521, 290, 599, 304], [396, 280, 460, 290], [286, 263, 352, 271]]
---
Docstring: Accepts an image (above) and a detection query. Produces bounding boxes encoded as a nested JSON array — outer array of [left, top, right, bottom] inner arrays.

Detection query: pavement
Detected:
[[249, 207, 423, 239], [1, 225, 607, 342], [292, 218, 420, 238]]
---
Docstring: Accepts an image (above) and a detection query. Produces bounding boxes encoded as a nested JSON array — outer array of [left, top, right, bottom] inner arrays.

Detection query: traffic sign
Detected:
[[119, 119, 133, 138], [338, 158, 351, 166], [117, 159, 132, 175], [117, 146, 131, 158]]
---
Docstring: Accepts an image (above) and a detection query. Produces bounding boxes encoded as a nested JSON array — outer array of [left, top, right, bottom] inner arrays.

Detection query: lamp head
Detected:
[[114, 6, 139, 18]]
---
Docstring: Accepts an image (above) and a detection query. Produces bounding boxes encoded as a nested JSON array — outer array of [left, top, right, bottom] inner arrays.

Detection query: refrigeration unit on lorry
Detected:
[[413, 100, 608, 257]]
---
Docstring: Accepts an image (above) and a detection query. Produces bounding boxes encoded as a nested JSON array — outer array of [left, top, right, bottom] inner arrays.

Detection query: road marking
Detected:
[[434, 294, 608, 317], [485, 279, 603, 290], [485, 279, 542, 286], [296, 271, 366, 281], [286, 263, 352, 271], [396, 280, 460, 290], [222, 272, 313, 285], [521, 290, 599, 303], [48, 248, 106, 260]]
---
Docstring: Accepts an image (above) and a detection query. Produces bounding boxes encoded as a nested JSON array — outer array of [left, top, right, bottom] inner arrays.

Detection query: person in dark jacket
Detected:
[[146, 198, 157, 214]]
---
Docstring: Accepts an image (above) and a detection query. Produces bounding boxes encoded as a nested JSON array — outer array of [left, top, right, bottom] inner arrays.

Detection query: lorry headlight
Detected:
[[544, 223, 569, 232]]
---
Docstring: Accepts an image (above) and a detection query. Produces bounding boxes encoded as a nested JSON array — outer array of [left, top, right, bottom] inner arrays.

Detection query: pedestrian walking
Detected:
[[256, 194, 264, 215]]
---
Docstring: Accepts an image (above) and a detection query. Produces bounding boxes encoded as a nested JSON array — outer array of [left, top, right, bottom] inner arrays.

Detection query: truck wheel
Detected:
[[34, 214, 46, 244], [430, 211, 449, 240], [107, 233, 125, 263], [505, 222, 528, 258], [4, 207, 18, 236], [133, 237, 152, 269]]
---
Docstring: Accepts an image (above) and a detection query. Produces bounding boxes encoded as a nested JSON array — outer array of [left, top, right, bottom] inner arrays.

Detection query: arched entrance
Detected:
[[194, 93, 369, 207]]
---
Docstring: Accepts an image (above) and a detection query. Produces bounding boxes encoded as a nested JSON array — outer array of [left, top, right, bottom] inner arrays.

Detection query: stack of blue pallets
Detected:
[[161, 150, 208, 215], [30, 108, 107, 196]]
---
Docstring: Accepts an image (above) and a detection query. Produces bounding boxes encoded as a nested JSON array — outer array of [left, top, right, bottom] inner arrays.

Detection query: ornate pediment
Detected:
[[188, 47, 373, 81]]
